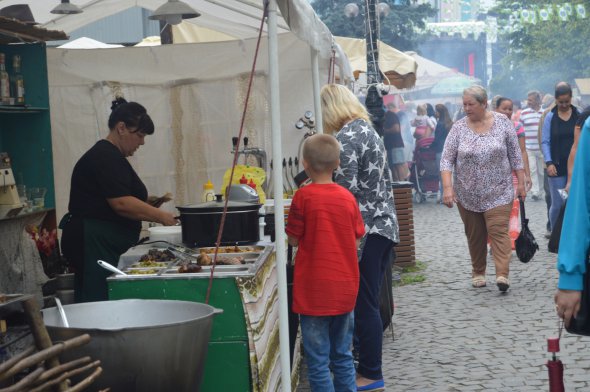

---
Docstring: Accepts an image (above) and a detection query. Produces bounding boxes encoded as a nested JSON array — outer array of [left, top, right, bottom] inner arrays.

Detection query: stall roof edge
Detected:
[[0, 16, 68, 44]]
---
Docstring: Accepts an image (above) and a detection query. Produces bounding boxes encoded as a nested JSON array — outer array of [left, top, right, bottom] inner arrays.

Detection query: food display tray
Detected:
[[113, 245, 272, 279]]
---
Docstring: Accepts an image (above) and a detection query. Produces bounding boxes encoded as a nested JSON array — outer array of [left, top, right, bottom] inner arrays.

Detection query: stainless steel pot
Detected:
[[177, 200, 261, 247], [42, 299, 222, 392]]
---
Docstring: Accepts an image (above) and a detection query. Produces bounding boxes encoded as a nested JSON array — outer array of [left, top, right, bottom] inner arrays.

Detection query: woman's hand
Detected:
[[159, 211, 178, 226], [516, 182, 527, 200], [547, 164, 557, 177], [555, 289, 582, 327], [442, 186, 456, 208]]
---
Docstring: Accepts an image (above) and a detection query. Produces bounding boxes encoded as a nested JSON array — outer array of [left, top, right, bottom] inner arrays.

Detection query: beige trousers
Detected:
[[457, 202, 513, 279]]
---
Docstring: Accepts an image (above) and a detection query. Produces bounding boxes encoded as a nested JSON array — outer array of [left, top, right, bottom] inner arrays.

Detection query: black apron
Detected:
[[60, 213, 138, 302]]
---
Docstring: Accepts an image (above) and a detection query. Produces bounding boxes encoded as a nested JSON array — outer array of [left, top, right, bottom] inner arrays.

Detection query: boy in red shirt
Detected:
[[286, 134, 365, 392]]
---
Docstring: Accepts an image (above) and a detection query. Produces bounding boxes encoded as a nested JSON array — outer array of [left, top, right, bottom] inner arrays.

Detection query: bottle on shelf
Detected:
[[201, 180, 216, 202], [0, 53, 10, 105], [239, 174, 248, 185], [11, 55, 24, 105]]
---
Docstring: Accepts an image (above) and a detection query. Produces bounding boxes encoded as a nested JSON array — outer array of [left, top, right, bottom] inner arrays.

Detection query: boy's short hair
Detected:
[[303, 134, 340, 173]]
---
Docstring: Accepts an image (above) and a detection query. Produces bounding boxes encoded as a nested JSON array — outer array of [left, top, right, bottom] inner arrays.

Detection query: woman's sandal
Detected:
[[496, 276, 510, 292], [472, 275, 486, 288]]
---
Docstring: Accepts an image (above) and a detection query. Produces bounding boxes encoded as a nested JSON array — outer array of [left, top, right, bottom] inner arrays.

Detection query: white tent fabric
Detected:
[[57, 37, 124, 49], [48, 33, 329, 226], [7, 0, 334, 58], [405, 51, 469, 91]]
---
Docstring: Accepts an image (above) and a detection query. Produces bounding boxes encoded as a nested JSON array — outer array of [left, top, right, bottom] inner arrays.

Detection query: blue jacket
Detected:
[[557, 117, 590, 290]]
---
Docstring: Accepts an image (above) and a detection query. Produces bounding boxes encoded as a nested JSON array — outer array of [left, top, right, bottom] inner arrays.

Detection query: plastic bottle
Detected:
[[201, 180, 216, 202]]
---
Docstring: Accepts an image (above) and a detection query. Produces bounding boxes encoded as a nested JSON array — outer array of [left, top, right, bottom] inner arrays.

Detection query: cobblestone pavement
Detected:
[[297, 197, 590, 391]]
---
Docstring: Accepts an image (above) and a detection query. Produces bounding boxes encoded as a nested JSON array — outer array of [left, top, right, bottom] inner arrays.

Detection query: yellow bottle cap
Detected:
[[203, 180, 214, 190]]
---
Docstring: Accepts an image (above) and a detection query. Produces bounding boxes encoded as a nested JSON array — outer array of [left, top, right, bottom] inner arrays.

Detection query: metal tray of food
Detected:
[[130, 261, 172, 268], [125, 267, 167, 275], [196, 245, 266, 254]]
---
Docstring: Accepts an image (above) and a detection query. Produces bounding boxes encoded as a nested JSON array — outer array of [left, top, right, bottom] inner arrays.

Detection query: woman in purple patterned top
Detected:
[[440, 86, 526, 292]]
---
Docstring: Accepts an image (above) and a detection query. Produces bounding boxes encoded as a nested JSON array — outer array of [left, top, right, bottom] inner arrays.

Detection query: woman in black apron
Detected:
[[60, 98, 177, 303]]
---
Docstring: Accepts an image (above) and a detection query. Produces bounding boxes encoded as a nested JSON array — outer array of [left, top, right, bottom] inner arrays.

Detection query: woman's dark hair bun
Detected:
[[111, 97, 128, 112]]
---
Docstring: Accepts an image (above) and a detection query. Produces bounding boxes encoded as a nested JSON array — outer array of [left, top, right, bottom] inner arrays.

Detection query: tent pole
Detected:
[[268, 1, 292, 391], [310, 48, 323, 134]]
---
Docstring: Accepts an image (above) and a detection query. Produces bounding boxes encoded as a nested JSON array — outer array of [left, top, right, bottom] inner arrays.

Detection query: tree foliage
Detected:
[[310, 0, 436, 52], [490, 0, 590, 99]]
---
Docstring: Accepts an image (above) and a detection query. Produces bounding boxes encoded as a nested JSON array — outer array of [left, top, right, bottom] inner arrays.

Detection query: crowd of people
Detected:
[[287, 82, 589, 391]]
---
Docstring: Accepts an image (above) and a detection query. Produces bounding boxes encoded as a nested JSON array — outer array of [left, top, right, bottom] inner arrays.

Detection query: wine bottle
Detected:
[[11, 55, 24, 105], [0, 53, 10, 105]]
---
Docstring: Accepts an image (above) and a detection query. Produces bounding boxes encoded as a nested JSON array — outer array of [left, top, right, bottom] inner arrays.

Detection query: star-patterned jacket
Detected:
[[334, 118, 400, 255]]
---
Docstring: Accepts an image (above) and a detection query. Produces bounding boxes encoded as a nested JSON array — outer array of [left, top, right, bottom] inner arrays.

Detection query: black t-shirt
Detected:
[[383, 111, 403, 149], [68, 140, 147, 231]]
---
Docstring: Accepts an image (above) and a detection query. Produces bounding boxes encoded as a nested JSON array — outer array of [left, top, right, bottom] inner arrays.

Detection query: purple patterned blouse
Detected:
[[440, 111, 524, 212]]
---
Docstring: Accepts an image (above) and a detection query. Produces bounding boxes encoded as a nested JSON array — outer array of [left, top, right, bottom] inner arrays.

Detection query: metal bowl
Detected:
[[42, 299, 222, 392]]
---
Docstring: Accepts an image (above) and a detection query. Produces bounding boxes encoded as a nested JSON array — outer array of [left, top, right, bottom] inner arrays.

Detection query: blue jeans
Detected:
[[300, 312, 356, 392], [355, 234, 394, 381], [547, 175, 567, 231]]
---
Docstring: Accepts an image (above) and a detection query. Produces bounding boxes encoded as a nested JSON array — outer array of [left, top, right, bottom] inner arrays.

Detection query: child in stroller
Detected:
[[408, 136, 439, 203]]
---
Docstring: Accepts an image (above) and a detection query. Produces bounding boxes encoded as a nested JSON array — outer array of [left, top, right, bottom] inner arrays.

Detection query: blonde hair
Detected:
[[321, 84, 370, 134], [302, 134, 340, 173], [416, 104, 427, 116]]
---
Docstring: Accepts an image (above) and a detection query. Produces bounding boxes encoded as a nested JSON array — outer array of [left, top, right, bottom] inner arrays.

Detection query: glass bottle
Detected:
[[11, 55, 24, 105], [0, 53, 10, 105]]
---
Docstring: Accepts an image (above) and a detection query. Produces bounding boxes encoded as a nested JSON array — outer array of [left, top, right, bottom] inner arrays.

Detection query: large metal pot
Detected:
[[42, 299, 222, 392], [177, 200, 261, 247]]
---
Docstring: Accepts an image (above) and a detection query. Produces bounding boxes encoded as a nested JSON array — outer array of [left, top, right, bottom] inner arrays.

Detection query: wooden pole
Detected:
[[20, 297, 69, 391]]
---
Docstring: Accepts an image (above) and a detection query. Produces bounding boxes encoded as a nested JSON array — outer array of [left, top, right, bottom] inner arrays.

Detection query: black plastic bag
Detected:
[[548, 200, 567, 254], [515, 198, 539, 263], [566, 257, 590, 336]]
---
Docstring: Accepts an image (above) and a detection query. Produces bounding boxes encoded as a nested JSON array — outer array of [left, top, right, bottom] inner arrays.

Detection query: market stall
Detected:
[[108, 243, 281, 391]]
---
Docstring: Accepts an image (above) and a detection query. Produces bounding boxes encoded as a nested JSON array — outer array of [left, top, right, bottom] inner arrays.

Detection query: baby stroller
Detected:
[[408, 137, 439, 203]]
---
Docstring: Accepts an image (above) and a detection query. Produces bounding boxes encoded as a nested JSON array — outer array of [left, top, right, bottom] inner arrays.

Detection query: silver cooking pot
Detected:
[[177, 200, 261, 247], [42, 299, 222, 392]]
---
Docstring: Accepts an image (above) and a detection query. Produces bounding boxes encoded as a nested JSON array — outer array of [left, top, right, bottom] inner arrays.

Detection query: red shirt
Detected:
[[286, 183, 365, 316]]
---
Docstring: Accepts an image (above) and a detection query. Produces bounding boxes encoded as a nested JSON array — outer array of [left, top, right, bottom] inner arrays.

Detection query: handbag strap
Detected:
[[519, 197, 526, 225]]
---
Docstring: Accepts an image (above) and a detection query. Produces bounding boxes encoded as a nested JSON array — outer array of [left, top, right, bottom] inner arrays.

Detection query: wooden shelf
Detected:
[[0, 105, 48, 113]]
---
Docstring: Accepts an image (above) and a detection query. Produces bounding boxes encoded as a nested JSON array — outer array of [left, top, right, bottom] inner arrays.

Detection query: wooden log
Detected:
[[64, 367, 103, 392], [0, 335, 90, 382], [29, 361, 100, 392], [0, 347, 35, 376], [0, 367, 44, 392], [21, 297, 69, 392], [35, 357, 92, 384]]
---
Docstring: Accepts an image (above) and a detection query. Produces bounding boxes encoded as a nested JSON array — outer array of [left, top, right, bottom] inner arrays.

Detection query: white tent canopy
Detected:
[[0, 0, 333, 58], [57, 36, 124, 49], [405, 51, 470, 91]]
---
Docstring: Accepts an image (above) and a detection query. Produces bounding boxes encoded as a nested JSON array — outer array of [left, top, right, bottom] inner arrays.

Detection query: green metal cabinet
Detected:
[[108, 276, 252, 391], [0, 42, 55, 209]]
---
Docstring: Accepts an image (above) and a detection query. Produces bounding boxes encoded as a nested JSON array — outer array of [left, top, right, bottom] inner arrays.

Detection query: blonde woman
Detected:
[[321, 84, 399, 391]]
